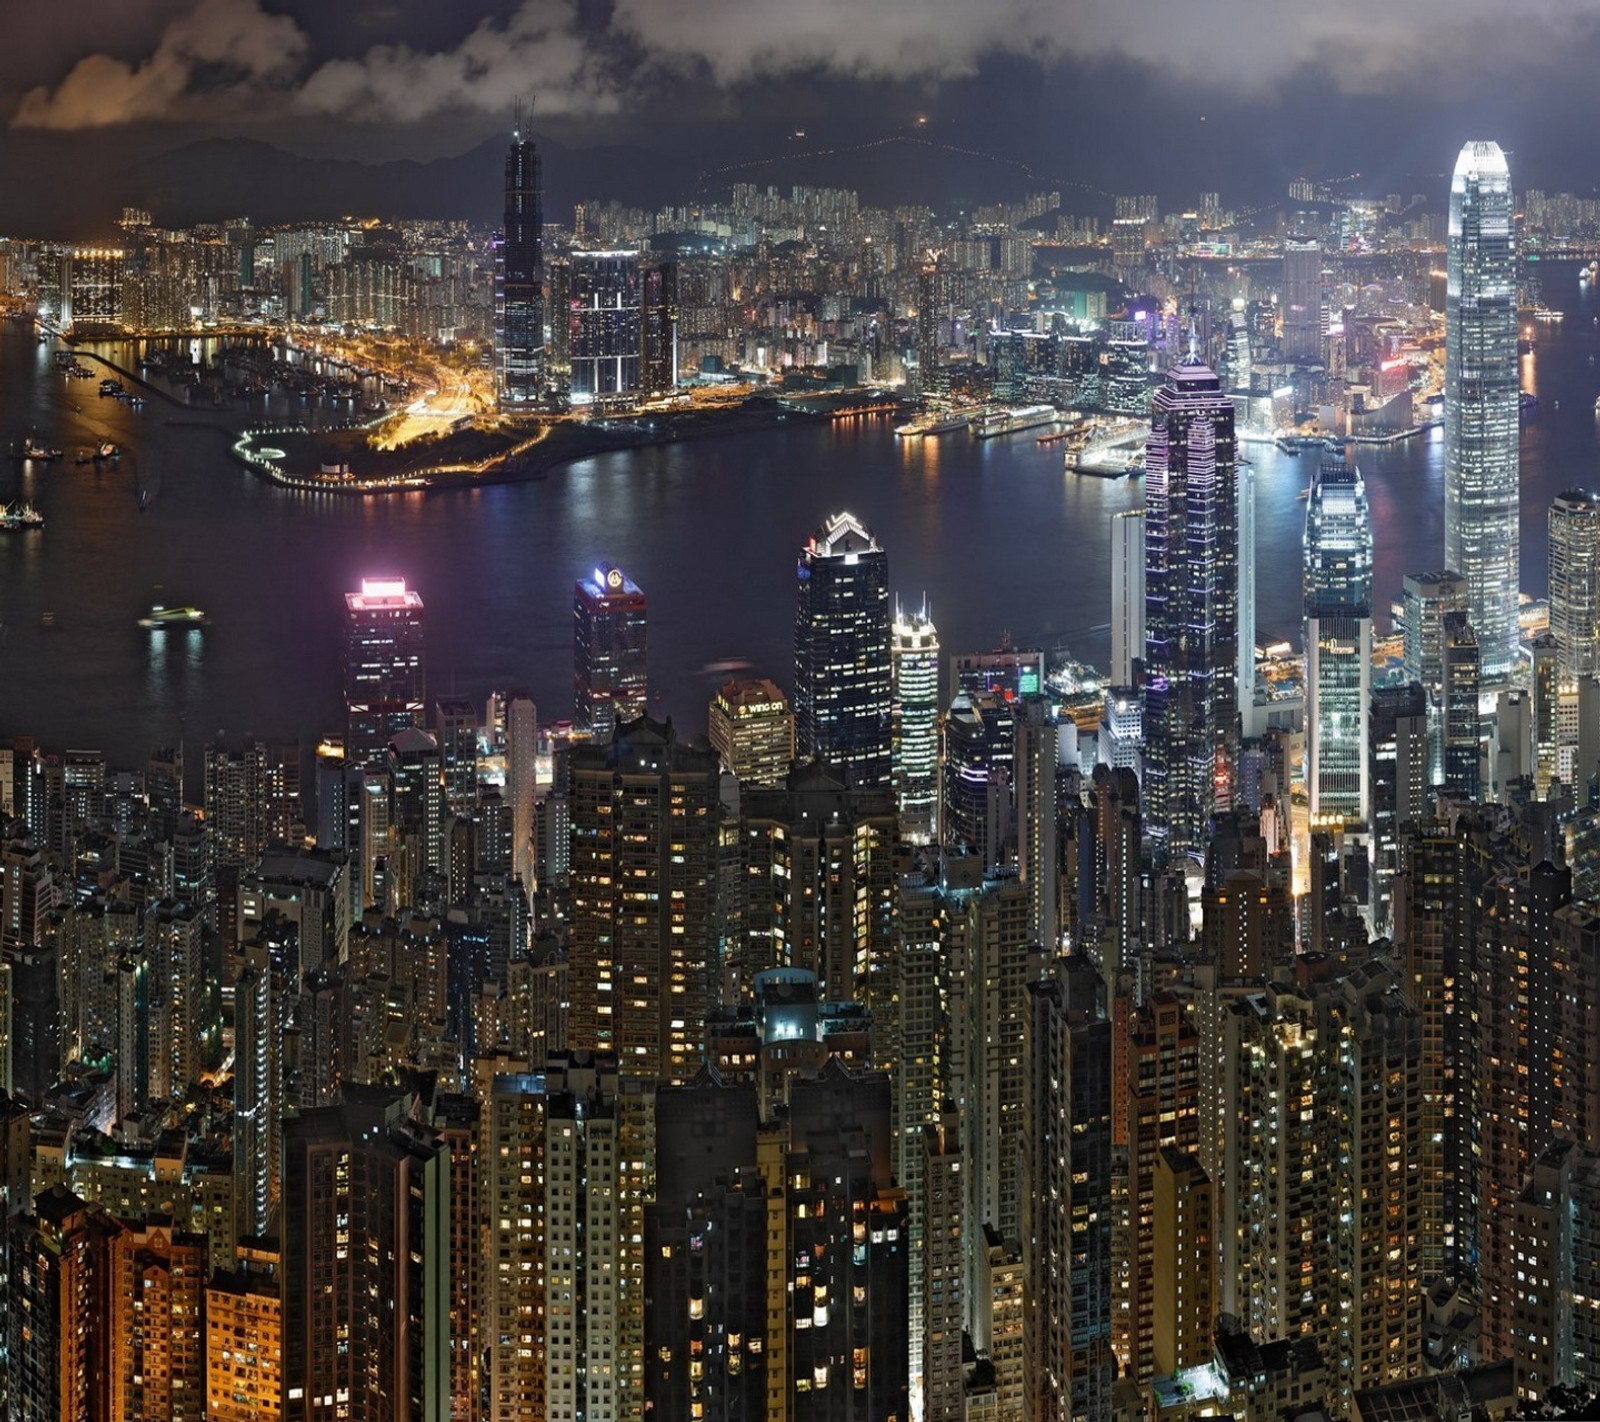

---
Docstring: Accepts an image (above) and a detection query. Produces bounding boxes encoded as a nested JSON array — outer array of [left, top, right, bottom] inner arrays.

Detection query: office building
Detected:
[[942, 691, 1015, 871], [1239, 456, 1257, 727], [344, 577, 426, 770], [567, 250, 641, 401], [1369, 684, 1428, 934], [1442, 612, 1482, 799], [1143, 359, 1239, 863], [1444, 141, 1520, 678], [707, 677, 794, 786], [1281, 238, 1323, 363], [1304, 454, 1374, 825], [1549, 488, 1600, 677], [1110, 509, 1145, 687], [1400, 570, 1469, 783], [496, 122, 544, 406], [891, 601, 941, 843], [568, 717, 719, 1082], [574, 563, 648, 740], [794, 511, 892, 789]]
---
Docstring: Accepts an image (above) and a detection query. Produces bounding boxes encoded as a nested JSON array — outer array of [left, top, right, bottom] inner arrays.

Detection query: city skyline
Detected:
[[12, 10, 1600, 1418]]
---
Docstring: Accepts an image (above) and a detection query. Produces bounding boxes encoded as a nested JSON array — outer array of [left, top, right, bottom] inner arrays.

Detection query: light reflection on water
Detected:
[[1, 264, 1598, 782]]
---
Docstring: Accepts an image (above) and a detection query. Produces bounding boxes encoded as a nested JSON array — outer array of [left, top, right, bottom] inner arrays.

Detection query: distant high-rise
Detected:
[[1143, 359, 1239, 864], [1281, 238, 1323, 363], [1304, 454, 1374, 825], [1109, 509, 1145, 687], [641, 260, 679, 394], [915, 252, 945, 399], [574, 563, 648, 740], [707, 677, 794, 786], [794, 511, 892, 789], [496, 121, 544, 406], [1445, 140, 1520, 678], [891, 600, 940, 842], [567, 250, 642, 401], [1549, 488, 1600, 677], [344, 577, 425, 770], [1442, 611, 1482, 799]]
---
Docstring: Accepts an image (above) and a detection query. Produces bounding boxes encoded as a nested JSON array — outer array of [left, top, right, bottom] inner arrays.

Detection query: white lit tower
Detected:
[[1444, 140, 1519, 679], [892, 599, 940, 843]]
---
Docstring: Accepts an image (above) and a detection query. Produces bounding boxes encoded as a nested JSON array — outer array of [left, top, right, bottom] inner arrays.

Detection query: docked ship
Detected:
[[138, 604, 206, 630], [971, 404, 1060, 439], [0, 503, 44, 531], [895, 412, 971, 437]]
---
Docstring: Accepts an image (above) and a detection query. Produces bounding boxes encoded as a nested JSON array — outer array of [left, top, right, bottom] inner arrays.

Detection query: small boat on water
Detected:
[[95, 443, 120, 461], [0, 502, 45, 531], [138, 604, 205, 630]]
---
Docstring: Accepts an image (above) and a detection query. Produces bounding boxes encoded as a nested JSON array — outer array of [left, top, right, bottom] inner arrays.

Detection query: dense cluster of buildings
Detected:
[[10, 139, 1600, 1422]]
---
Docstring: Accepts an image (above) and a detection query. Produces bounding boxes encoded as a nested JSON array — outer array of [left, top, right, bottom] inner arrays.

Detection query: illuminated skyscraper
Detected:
[[1549, 488, 1600, 677], [1109, 510, 1145, 687], [1281, 238, 1322, 363], [495, 120, 544, 406], [567, 251, 642, 401], [1304, 454, 1374, 825], [641, 259, 679, 394], [1143, 359, 1239, 864], [794, 511, 892, 790], [1445, 140, 1520, 678], [344, 577, 425, 770], [891, 600, 940, 842], [574, 563, 648, 740], [707, 677, 794, 786]]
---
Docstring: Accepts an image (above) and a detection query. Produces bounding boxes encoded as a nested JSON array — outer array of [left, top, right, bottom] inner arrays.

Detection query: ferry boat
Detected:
[[0, 503, 44, 531], [138, 604, 206, 630], [16, 438, 62, 462], [971, 404, 1059, 439]]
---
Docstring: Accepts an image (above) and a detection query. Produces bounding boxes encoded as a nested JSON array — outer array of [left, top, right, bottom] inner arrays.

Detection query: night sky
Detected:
[[6, 0, 1600, 225]]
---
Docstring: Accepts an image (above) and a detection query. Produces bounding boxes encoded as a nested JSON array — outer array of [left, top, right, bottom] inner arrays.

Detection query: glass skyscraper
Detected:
[[1143, 360, 1238, 865], [891, 600, 940, 843], [573, 563, 648, 740], [495, 123, 544, 407], [343, 577, 426, 769], [1303, 455, 1373, 824], [1549, 488, 1600, 678], [1444, 140, 1519, 678], [794, 511, 892, 790], [567, 250, 642, 402]]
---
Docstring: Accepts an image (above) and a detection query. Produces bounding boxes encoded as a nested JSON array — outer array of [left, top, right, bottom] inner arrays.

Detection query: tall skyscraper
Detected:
[[568, 717, 719, 1082], [794, 511, 892, 789], [1444, 140, 1520, 678], [574, 563, 648, 740], [1109, 509, 1145, 687], [891, 600, 940, 843], [1143, 359, 1239, 863], [1281, 238, 1323, 363], [1304, 454, 1374, 825], [567, 250, 642, 401], [1238, 457, 1257, 727], [641, 259, 679, 394], [1549, 488, 1600, 677], [496, 119, 544, 406], [344, 577, 425, 770]]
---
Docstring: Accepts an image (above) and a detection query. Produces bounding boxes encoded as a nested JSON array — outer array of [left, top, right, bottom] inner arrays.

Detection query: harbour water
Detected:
[[3, 262, 1599, 782]]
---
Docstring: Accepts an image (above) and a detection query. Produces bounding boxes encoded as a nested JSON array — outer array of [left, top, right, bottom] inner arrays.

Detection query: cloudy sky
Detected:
[[6, 0, 1600, 205]]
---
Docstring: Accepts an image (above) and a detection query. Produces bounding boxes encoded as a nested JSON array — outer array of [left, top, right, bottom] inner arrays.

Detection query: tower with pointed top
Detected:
[[794, 511, 893, 789], [496, 108, 545, 407], [1445, 140, 1519, 678], [1143, 359, 1239, 864]]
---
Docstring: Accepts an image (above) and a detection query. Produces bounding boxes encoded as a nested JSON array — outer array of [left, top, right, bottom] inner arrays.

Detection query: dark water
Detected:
[[4, 262, 1600, 781]]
